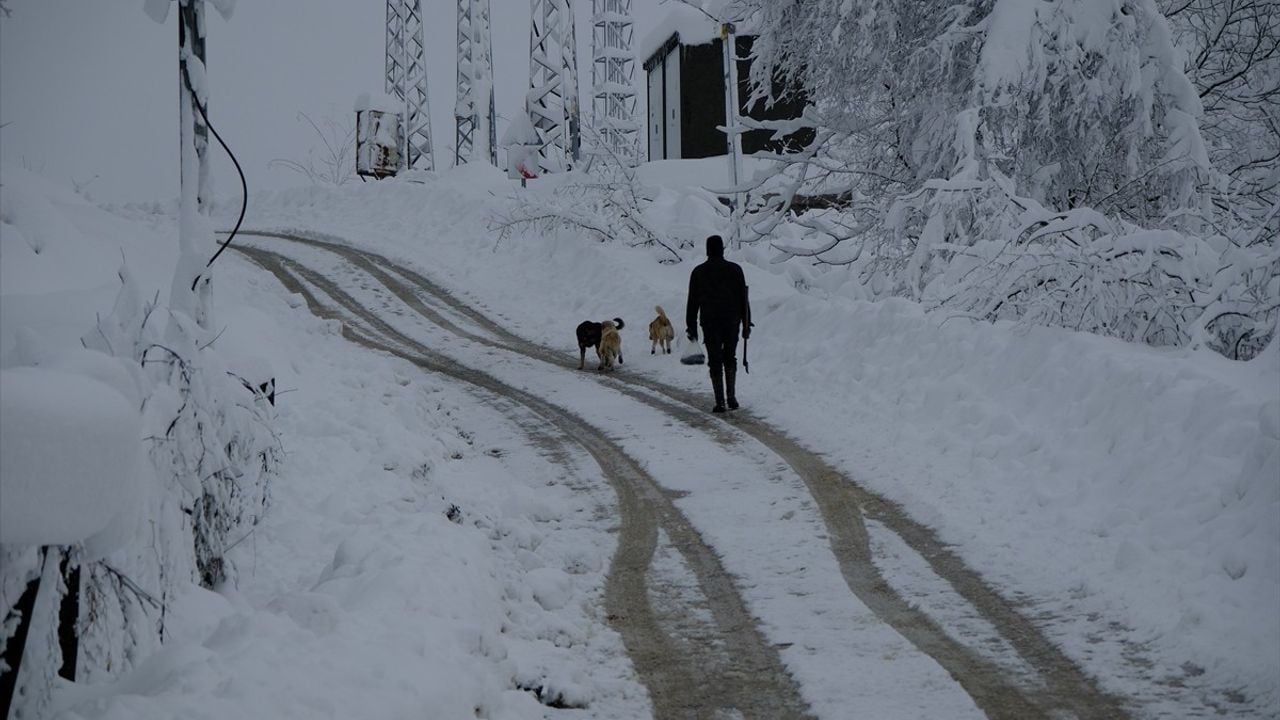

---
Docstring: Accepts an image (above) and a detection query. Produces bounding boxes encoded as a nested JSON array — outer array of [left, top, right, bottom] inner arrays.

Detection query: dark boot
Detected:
[[710, 369, 726, 413], [725, 364, 738, 410]]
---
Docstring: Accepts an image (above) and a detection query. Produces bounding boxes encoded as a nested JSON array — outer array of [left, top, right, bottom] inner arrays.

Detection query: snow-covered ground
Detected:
[[46, 262, 649, 718], [236, 165, 1280, 713], [2, 162, 1277, 717], [3, 165, 650, 719]]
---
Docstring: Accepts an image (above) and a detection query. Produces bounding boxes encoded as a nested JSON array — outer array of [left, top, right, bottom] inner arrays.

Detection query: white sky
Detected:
[[0, 0, 681, 203]]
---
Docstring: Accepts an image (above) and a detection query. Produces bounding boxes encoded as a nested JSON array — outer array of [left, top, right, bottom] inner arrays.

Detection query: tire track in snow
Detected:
[[233, 244, 815, 720], [234, 229, 1131, 720]]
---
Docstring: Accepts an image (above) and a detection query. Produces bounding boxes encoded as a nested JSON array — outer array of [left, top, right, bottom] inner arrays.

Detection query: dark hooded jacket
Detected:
[[686, 236, 751, 338]]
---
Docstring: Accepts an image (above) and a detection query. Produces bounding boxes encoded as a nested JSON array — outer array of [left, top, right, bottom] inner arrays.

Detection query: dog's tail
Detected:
[[613, 317, 625, 330], [655, 306, 667, 320]]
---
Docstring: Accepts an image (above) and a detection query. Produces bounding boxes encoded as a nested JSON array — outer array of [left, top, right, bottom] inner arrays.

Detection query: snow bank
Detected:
[[750, 291, 1279, 690], [0, 366, 141, 546], [0, 166, 174, 551]]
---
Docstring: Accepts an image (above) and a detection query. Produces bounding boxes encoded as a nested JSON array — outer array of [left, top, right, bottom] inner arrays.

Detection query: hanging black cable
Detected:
[[180, 59, 247, 291]]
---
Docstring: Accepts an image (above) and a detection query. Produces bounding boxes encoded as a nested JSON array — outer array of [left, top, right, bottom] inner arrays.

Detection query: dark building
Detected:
[[643, 32, 812, 162]]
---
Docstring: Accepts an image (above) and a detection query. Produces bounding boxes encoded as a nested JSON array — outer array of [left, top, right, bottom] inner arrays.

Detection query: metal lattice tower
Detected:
[[385, 0, 434, 171], [455, 0, 497, 166], [591, 0, 638, 165], [527, 0, 582, 172]]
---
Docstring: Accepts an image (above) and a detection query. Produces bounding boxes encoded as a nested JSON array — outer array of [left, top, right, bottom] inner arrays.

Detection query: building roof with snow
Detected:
[[638, 4, 720, 65]]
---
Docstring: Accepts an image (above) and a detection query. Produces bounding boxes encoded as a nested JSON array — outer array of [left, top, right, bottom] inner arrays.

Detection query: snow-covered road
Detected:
[[230, 229, 1132, 719]]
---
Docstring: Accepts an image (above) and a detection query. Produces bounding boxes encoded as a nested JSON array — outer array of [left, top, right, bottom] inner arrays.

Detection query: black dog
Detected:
[[577, 317, 624, 370]]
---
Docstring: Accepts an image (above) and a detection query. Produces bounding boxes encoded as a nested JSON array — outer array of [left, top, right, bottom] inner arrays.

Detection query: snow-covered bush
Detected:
[[897, 174, 1278, 354], [751, 157, 1277, 356], [82, 265, 279, 592], [0, 264, 279, 711]]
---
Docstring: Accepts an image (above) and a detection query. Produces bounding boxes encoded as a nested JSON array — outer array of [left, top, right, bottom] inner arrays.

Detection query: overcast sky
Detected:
[[0, 1, 684, 203]]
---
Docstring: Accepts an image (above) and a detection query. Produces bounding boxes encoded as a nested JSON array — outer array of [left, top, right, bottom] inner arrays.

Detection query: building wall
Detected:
[[644, 33, 813, 162], [678, 41, 729, 159], [647, 62, 663, 161], [663, 45, 682, 160]]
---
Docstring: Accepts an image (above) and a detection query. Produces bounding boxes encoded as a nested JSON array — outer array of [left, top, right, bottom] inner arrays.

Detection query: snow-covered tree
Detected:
[[726, 0, 1275, 357], [1160, 0, 1279, 218], [739, 0, 1209, 219]]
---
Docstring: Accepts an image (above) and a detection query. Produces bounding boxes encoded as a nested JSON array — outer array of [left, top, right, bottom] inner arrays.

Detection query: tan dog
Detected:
[[598, 320, 623, 371], [648, 306, 674, 354], [577, 317, 624, 370]]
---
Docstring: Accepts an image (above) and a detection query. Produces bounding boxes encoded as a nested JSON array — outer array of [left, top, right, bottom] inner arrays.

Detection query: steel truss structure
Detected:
[[590, 0, 638, 165], [385, 0, 435, 171], [455, 0, 497, 166], [527, 0, 581, 171]]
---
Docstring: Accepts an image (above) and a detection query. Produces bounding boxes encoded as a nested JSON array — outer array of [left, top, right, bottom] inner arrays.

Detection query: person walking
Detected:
[[686, 234, 752, 413]]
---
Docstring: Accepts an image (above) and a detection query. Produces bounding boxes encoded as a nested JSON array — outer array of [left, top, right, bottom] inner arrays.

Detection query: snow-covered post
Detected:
[[150, 0, 233, 330], [171, 0, 212, 329], [183, 2, 211, 211], [720, 22, 743, 248], [145, 0, 233, 330]]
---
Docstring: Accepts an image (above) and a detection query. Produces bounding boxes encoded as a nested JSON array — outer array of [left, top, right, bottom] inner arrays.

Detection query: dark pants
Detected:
[[702, 325, 739, 374]]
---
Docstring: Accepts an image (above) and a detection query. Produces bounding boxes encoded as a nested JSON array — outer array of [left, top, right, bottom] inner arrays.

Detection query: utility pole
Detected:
[[455, 0, 497, 166], [385, 0, 435, 171], [591, 0, 638, 165], [179, 0, 209, 210], [173, 0, 211, 327], [527, 0, 581, 172], [720, 22, 743, 247]]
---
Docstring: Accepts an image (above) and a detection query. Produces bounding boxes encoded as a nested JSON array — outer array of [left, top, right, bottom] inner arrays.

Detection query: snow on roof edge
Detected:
[[638, 5, 719, 64], [639, 3, 761, 67]]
